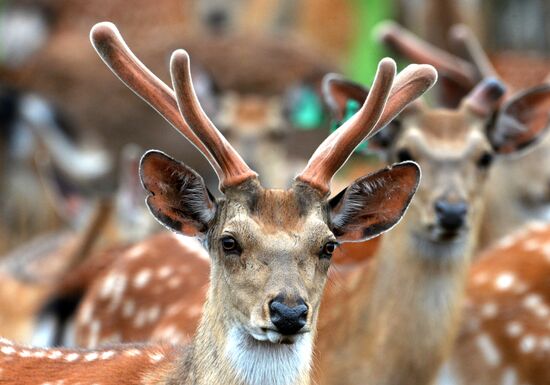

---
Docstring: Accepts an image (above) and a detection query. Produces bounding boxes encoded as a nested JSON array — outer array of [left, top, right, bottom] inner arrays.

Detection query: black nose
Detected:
[[205, 9, 228, 32], [269, 296, 308, 335], [435, 200, 468, 232]]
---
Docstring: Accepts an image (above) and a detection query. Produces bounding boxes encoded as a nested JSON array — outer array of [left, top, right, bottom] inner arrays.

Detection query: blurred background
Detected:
[[0, 0, 549, 253]]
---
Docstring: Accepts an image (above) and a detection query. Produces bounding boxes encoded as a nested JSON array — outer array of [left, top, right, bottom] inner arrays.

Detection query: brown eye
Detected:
[[477, 152, 493, 169], [221, 236, 240, 253], [396, 148, 414, 162], [321, 242, 338, 259]]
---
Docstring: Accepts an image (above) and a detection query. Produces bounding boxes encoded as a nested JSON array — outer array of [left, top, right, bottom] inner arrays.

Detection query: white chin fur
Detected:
[[225, 327, 312, 385]]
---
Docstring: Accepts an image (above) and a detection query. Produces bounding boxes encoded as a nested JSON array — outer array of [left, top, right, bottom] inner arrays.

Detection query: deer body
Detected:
[[438, 222, 550, 385]]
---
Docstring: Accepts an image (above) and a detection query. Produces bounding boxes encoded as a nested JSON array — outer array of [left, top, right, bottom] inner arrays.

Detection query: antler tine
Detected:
[[449, 24, 499, 80], [462, 78, 506, 117], [89, 22, 221, 177], [377, 21, 477, 88], [296, 58, 396, 196], [375, 63, 438, 131], [170, 50, 258, 190]]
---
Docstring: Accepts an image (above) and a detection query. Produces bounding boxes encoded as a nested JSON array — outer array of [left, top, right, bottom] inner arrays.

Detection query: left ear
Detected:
[[322, 73, 369, 122], [490, 84, 550, 155], [329, 161, 420, 242]]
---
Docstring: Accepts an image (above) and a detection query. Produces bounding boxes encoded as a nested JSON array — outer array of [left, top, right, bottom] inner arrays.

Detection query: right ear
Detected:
[[329, 161, 420, 242], [491, 84, 550, 155], [322, 74, 403, 153], [140, 150, 217, 237]]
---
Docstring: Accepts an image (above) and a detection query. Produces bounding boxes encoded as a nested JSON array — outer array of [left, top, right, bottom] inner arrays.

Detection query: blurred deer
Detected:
[[379, 21, 550, 248], [438, 221, 550, 385], [0, 21, 425, 385], [0, 86, 112, 253]]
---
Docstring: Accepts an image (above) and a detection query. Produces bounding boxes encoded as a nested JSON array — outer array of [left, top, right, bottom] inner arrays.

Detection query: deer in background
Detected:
[[436, 221, 550, 385], [313, 52, 550, 382], [379, 21, 550, 248], [0, 21, 431, 385]]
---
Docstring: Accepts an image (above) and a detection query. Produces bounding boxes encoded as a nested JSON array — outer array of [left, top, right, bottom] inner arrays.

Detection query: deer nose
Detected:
[[205, 9, 228, 32], [269, 295, 308, 335], [435, 200, 468, 232]]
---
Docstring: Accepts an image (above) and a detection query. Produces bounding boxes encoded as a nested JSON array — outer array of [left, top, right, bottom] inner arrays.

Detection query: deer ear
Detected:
[[140, 150, 216, 237], [491, 84, 550, 155], [329, 162, 420, 242], [322, 73, 405, 154], [322, 74, 369, 122]]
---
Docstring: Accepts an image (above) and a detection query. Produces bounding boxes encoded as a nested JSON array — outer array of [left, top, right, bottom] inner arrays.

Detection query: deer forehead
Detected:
[[399, 118, 490, 159]]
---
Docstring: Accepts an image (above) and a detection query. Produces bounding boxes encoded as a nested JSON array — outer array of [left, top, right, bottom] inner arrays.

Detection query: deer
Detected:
[[435, 220, 550, 385], [0, 21, 435, 385], [378, 21, 550, 249], [68, 24, 550, 385]]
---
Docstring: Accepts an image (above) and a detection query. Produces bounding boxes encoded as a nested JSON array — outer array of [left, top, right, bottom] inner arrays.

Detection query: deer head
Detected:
[[90, 22, 435, 354], [324, 72, 550, 259], [378, 21, 550, 242]]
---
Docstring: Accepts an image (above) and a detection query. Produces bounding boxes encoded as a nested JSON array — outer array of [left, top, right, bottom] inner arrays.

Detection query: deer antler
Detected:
[[170, 51, 257, 189], [296, 59, 437, 195], [90, 22, 257, 190], [449, 24, 499, 80], [89, 22, 223, 180], [377, 21, 477, 87], [462, 78, 506, 117]]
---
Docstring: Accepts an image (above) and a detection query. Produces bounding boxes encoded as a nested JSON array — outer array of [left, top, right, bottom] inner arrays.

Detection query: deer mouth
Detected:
[[246, 326, 309, 345]]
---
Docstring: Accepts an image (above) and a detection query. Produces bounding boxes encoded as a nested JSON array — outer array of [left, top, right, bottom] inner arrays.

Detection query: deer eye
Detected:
[[396, 148, 414, 162], [320, 241, 338, 259], [477, 152, 493, 169], [221, 236, 241, 254]]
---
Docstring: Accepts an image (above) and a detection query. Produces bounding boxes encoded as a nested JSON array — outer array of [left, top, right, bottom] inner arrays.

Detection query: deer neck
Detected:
[[171, 270, 313, 385], [326, 214, 474, 385]]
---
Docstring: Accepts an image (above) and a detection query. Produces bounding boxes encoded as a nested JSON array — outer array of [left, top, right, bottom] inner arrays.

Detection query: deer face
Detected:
[[389, 109, 493, 244], [140, 150, 420, 344], [324, 75, 550, 258]]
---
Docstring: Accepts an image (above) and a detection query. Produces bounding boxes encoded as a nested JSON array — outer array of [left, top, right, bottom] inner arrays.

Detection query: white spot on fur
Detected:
[[496, 234, 518, 249], [18, 350, 31, 358], [501, 367, 517, 385], [100, 351, 115, 360], [123, 300, 136, 318], [168, 277, 182, 289], [473, 272, 489, 286], [481, 302, 498, 318], [84, 352, 99, 361], [65, 353, 79, 362], [520, 335, 536, 353], [523, 239, 541, 251], [134, 269, 152, 288], [0, 338, 13, 346], [124, 349, 142, 357], [148, 352, 164, 362], [147, 306, 161, 323], [495, 273, 515, 291], [225, 327, 312, 385], [158, 266, 173, 279], [32, 351, 46, 358], [47, 350, 63, 360], [476, 333, 501, 366], [506, 322, 523, 337], [134, 309, 147, 328], [126, 244, 146, 259]]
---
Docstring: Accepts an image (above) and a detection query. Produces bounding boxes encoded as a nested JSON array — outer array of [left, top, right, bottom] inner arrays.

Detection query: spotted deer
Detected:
[[0, 21, 433, 385], [436, 221, 550, 385], [72, 32, 547, 385], [312, 56, 549, 383], [379, 21, 550, 248]]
